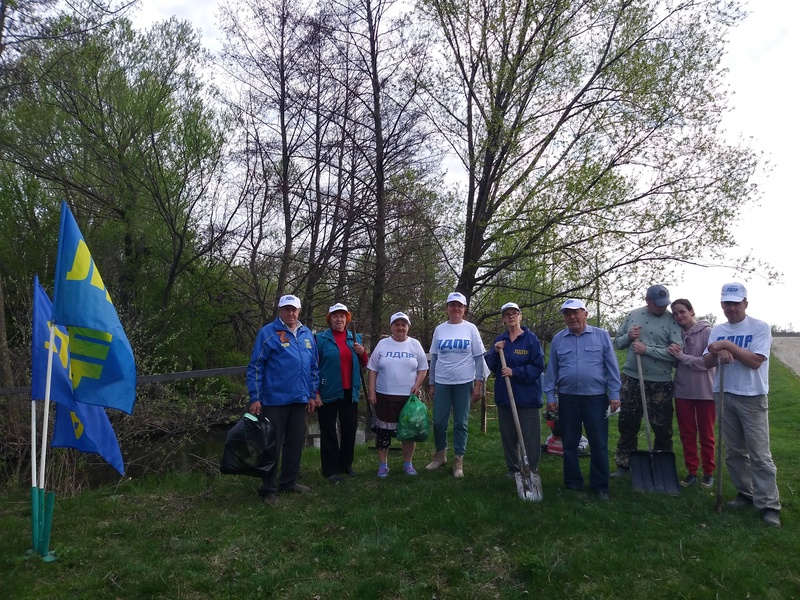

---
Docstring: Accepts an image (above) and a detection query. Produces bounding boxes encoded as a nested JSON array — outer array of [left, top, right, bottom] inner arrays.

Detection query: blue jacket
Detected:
[[247, 317, 319, 407], [316, 328, 364, 403], [484, 326, 545, 408]]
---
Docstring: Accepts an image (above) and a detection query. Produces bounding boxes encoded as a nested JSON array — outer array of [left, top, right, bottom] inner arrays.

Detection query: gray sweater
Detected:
[[614, 306, 682, 382]]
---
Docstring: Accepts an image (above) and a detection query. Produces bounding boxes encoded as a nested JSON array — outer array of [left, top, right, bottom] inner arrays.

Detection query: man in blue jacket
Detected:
[[247, 294, 320, 505], [544, 299, 622, 500]]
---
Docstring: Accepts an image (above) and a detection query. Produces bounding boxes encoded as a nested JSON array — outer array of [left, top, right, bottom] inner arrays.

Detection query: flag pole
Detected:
[[30, 383, 39, 555], [35, 324, 58, 561]]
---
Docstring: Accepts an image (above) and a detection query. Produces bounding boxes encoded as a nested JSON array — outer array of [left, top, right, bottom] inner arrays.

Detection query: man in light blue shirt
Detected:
[[544, 299, 622, 499]]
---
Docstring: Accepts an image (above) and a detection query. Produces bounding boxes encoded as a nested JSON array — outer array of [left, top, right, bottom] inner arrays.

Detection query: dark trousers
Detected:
[[317, 391, 359, 477], [258, 403, 307, 495], [615, 374, 674, 468], [559, 393, 609, 493], [497, 405, 541, 473]]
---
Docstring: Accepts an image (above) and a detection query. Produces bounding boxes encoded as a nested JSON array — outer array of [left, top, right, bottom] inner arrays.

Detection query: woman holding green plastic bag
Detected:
[[366, 312, 429, 477]]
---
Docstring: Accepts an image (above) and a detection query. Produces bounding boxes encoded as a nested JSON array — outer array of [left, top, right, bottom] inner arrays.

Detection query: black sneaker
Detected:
[[680, 474, 697, 487], [262, 493, 278, 506], [280, 483, 312, 494], [328, 474, 344, 484], [700, 474, 714, 488], [725, 494, 753, 509], [762, 509, 781, 528], [610, 467, 630, 479]]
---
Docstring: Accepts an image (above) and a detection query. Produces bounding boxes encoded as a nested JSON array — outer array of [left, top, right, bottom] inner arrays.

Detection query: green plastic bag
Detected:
[[396, 395, 430, 442]]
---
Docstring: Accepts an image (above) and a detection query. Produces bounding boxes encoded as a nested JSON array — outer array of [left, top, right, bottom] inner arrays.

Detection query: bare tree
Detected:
[[420, 0, 766, 316]]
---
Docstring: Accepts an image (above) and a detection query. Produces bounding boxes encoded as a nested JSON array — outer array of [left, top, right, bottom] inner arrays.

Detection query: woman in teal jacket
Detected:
[[316, 303, 368, 482]]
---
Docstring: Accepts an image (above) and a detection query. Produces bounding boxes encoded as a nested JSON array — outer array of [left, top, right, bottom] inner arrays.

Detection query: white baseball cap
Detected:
[[559, 299, 587, 313], [720, 282, 747, 302], [446, 292, 467, 305], [328, 302, 349, 314], [500, 302, 520, 314], [278, 294, 302, 309], [390, 311, 411, 325]]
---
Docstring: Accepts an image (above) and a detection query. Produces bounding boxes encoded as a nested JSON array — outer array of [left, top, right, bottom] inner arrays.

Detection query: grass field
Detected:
[[2, 358, 798, 599]]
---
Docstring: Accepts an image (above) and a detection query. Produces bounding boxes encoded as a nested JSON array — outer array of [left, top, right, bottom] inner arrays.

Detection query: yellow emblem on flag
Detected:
[[70, 411, 85, 440]]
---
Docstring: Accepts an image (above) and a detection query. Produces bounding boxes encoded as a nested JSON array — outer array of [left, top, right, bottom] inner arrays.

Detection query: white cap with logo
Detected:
[[500, 302, 520, 314], [328, 302, 349, 314], [560, 299, 587, 313], [720, 282, 747, 302], [390, 312, 411, 325], [278, 294, 302, 309], [446, 292, 467, 305]]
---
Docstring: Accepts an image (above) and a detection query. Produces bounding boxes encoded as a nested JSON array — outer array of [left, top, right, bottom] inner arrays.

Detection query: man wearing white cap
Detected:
[[611, 284, 683, 477], [426, 292, 487, 477], [543, 299, 621, 500], [703, 283, 781, 527], [247, 294, 320, 505]]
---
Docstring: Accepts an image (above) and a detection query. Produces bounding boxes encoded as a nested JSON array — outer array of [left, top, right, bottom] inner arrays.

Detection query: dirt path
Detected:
[[772, 337, 800, 378]]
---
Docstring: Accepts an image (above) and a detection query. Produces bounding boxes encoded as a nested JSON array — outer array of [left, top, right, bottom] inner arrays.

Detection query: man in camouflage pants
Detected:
[[611, 285, 683, 477]]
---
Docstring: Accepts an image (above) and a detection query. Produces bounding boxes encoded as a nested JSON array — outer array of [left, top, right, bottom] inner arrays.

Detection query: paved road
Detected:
[[772, 337, 800, 378]]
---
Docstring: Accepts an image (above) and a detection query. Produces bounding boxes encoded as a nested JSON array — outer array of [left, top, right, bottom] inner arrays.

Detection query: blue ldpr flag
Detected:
[[52, 201, 136, 414], [32, 277, 125, 476]]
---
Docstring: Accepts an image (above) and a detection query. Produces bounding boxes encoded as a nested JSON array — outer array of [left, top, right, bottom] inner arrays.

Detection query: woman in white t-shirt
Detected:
[[426, 292, 487, 478], [367, 312, 429, 478]]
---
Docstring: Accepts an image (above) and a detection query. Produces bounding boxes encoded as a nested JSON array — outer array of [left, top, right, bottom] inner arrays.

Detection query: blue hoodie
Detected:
[[484, 326, 545, 408], [247, 317, 319, 407]]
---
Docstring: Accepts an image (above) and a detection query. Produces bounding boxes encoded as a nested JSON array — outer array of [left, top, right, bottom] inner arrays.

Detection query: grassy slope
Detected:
[[2, 359, 799, 599]]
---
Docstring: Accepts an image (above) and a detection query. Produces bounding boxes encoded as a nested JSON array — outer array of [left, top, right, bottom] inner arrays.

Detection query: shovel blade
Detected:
[[629, 450, 680, 496], [514, 470, 544, 502]]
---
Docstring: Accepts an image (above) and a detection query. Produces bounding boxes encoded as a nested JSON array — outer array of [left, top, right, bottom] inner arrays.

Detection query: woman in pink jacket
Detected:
[[668, 298, 716, 488]]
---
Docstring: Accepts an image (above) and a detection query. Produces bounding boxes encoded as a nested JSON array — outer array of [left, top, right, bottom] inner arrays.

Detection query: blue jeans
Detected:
[[559, 393, 609, 493], [432, 382, 472, 456]]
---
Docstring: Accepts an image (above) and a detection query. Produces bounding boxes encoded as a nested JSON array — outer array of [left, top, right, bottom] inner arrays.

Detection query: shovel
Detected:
[[629, 354, 681, 495], [499, 348, 543, 502], [715, 363, 725, 513]]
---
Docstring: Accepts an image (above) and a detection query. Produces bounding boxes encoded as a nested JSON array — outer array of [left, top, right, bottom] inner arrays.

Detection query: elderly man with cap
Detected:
[[611, 285, 683, 478], [543, 299, 622, 499], [426, 292, 487, 477], [315, 302, 368, 483], [247, 294, 320, 505], [484, 302, 545, 479], [703, 283, 781, 527]]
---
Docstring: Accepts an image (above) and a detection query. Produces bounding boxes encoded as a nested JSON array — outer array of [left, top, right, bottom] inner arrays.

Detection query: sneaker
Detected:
[[262, 493, 278, 506], [377, 465, 389, 478], [700, 474, 714, 488], [680, 474, 698, 487], [610, 467, 630, 479], [328, 474, 344, 484], [281, 483, 312, 494], [725, 493, 753, 509], [595, 491, 611, 501], [404, 464, 417, 476], [343, 467, 357, 477], [762, 509, 781, 528]]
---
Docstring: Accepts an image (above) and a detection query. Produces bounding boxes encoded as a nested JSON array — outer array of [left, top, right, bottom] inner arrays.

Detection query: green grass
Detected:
[[2, 358, 799, 599]]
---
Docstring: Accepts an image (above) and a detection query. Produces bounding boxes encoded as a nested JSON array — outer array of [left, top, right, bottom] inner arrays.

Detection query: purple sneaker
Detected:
[[404, 464, 417, 476], [377, 465, 389, 478]]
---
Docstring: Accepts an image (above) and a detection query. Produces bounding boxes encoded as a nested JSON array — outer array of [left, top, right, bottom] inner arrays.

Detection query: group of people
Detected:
[[607, 283, 780, 527], [245, 283, 781, 527]]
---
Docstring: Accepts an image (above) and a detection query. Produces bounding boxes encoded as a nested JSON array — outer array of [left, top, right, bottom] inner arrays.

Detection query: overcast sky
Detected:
[[130, 0, 798, 329]]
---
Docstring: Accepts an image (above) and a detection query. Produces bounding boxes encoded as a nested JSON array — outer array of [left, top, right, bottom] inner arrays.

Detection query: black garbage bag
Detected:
[[220, 413, 277, 478]]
